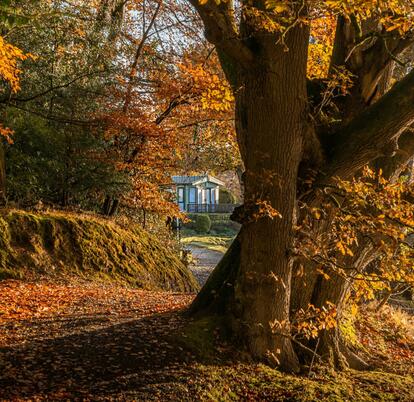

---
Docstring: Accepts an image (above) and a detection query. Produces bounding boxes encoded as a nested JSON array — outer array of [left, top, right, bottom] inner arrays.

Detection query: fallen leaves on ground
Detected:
[[0, 280, 196, 400], [1, 280, 414, 401], [355, 304, 414, 376], [0, 280, 193, 324]]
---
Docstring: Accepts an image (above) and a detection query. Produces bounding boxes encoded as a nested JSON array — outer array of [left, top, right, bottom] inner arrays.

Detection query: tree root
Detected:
[[315, 329, 370, 371]]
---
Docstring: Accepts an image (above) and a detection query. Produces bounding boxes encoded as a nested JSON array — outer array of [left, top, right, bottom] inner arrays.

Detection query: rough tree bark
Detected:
[[231, 24, 309, 371], [188, 0, 414, 371]]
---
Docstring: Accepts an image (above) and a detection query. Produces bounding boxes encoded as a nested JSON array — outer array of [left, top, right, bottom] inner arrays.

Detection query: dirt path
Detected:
[[0, 281, 200, 401], [186, 245, 223, 286]]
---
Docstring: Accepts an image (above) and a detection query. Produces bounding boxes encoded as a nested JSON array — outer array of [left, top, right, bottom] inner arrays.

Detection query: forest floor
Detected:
[[1, 279, 414, 401]]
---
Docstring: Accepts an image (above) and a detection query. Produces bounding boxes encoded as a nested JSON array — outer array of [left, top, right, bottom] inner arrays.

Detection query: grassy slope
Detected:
[[0, 209, 198, 292]]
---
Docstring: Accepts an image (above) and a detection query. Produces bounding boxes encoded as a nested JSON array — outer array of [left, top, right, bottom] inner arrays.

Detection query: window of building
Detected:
[[189, 187, 196, 203]]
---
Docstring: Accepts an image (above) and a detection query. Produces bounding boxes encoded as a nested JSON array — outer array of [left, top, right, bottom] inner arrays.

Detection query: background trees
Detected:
[[0, 0, 239, 218]]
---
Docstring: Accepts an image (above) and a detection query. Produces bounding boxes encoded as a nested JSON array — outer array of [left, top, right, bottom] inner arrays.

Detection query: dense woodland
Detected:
[[0, 0, 239, 220], [1, 0, 414, 400]]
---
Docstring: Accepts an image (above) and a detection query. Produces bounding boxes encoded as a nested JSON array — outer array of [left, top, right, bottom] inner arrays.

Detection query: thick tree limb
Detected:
[[359, 34, 414, 102], [330, 15, 414, 110], [374, 128, 414, 180], [322, 68, 414, 181], [187, 0, 253, 67]]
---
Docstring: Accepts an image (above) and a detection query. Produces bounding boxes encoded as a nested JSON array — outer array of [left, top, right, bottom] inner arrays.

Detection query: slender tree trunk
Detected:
[[101, 195, 119, 216], [102, 195, 112, 215], [0, 142, 6, 205], [108, 198, 119, 216], [141, 207, 146, 228]]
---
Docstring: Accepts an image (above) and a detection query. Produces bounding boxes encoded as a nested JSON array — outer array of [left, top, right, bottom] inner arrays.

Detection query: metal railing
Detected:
[[186, 203, 238, 213]]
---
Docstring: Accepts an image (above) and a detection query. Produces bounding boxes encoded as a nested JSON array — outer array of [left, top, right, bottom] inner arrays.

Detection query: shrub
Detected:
[[219, 188, 237, 204], [195, 214, 211, 234], [208, 213, 232, 222], [210, 221, 240, 235]]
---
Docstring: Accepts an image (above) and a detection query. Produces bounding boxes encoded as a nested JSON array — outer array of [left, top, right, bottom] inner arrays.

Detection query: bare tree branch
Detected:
[[123, 1, 162, 113], [0, 70, 107, 104]]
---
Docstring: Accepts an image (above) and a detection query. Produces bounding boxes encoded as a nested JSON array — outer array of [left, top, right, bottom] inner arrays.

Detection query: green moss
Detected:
[[189, 364, 414, 401], [179, 316, 226, 362], [0, 209, 199, 292], [340, 306, 360, 348], [0, 217, 11, 269]]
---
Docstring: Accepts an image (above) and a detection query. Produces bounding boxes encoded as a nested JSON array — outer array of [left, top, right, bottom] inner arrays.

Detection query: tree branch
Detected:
[[187, 0, 253, 67], [123, 1, 162, 113], [5, 103, 97, 127], [0, 70, 107, 104], [322, 68, 414, 181], [329, 15, 414, 109], [374, 127, 414, 180]]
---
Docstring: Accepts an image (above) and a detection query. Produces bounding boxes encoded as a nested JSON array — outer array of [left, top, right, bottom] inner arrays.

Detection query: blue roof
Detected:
[[172, 174, 224, 186], [172, 175, 205, 184]]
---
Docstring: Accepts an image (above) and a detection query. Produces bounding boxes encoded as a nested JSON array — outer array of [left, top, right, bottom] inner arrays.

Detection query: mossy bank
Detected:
[[0, 209, 198, 292]]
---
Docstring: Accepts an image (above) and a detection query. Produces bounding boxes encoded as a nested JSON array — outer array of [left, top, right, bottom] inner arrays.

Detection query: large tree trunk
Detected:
[[232, 26, 309, 372], [188, 0, 414, 372], [191, 25, 309, 372]]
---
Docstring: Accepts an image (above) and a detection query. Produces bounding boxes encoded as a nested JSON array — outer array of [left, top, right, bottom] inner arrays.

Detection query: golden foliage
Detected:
[[292, 302, 338, 340], [178, 62, 234, 112], [0, 35, 33, 93], [308, 16, 336, 79], [0, 36, 34, 142], [296, 166, 414, 305]]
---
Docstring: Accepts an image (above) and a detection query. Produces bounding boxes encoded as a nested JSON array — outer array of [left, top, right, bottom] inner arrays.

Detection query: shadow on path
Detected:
[[0, 311, 199, 400]]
